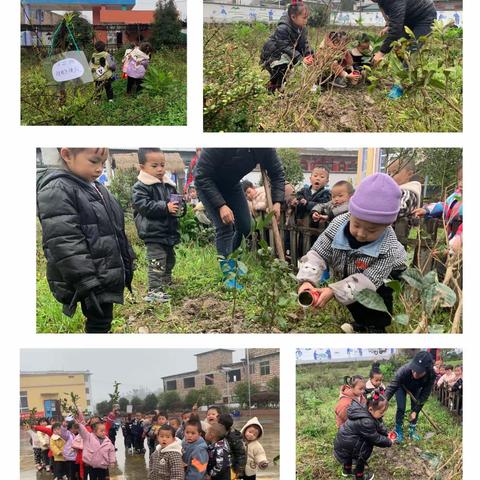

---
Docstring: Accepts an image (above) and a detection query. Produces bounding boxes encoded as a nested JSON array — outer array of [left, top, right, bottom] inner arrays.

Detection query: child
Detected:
[[36, 148, 135, 333], [169, 417, 181, 435], [335, 375, 366, 428], [78, 417, 116, 480], [260, 2, 314, 92], [206, 406, 221, 425], [350, 33, 373, 71], [148, 425, 184, 480], [126, 42, 152, 94], [132, 148, 182, 303], [176, 411, 193, 440], [62, 420, 80, 480], [293, 167, 331, 222], [122, 415, 134, 454], [437, 365, 456, 388], [242, 181, 267, 216], [413, 165, 463, 253], [90, 41, 116, 102], [334, 391, 393, 480], [147, 414, 169, 454], [365, 362, 386, 396], [311, 180, 354, 224], [316, 31, 359, 89], [187, 184, 200, 206], [205, 423, 231, 480], [297, 173, 407, 333], [218, 414, 246, 480], [182, 419, 208, 480], [50, 423, 67, 480], [131, 412, 146, 454], [25, 423, 43, 471], [241, 418, 268, 480], [122, 43, 136, 79]]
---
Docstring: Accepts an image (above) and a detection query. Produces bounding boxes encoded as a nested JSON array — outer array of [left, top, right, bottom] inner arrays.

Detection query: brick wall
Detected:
[[196, 350, 234, 373], [248, 353, 280, 389]]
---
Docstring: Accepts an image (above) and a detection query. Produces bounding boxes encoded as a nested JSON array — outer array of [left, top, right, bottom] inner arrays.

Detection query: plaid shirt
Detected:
[[311, 213, 407, 288], [149, 444, 184, 480]]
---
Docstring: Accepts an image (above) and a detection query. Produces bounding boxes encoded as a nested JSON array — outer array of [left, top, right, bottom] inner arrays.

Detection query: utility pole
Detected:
[[246, 349, 252, 411]]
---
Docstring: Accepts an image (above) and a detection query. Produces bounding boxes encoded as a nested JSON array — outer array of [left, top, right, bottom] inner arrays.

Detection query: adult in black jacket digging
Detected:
[[385, 351, 435, 443], [37, 148, 135, 333], [372, 0, 437, 65], [195, 149, 285, 287], [334, 394, 393, 480], [260, 3, 314, 92]]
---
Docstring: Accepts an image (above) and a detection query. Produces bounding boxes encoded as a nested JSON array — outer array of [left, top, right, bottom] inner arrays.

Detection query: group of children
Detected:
[[25, 405, 269, 480], [89, 41, 152, 102], [260, 3, 374, 92]]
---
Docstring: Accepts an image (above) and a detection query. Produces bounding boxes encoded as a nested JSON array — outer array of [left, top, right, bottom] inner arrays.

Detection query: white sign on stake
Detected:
[[52, 57, 85, 82]]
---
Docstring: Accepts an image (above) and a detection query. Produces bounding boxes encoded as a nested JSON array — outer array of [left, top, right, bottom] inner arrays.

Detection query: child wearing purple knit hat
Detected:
[[296, 173, 407, 333]]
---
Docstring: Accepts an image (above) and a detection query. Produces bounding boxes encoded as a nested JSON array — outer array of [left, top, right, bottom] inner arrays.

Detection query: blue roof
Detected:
[[22, 0, 135, 8]]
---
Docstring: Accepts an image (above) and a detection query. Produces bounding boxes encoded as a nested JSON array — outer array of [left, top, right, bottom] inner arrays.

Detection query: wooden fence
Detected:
[[433, 384, 462, 417], [250, 210, 446, 271]]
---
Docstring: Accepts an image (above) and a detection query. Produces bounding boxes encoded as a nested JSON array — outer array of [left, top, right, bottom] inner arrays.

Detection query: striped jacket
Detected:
[[298, 213, 407, 304]]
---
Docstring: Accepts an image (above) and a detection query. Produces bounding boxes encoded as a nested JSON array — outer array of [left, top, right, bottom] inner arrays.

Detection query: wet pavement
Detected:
[[20, 413, 279, 479]]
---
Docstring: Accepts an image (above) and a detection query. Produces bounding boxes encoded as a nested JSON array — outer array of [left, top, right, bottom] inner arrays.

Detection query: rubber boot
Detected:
[[387, 84, 404, 99], [395, 423, 404, 443], [408, 423, 421, 441]]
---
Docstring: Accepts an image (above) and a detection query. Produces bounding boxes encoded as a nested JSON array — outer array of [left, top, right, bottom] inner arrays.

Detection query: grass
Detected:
[[296, 360, 462, 479], [21, 47, 186, 126], [37, 216, 459, 334], [203, 23, 462, 133]]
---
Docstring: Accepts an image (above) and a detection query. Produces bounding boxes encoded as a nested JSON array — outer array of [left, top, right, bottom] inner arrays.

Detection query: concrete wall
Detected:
[[204, 3, 463, 27]]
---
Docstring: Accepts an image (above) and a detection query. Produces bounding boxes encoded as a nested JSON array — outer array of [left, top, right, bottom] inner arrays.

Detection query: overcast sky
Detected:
[[54, 0, 187, 21], [21, 349, 244, 405]]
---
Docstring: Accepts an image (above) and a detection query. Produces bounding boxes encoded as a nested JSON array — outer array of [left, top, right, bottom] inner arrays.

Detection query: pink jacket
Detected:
[[78, 423, 116, 469]]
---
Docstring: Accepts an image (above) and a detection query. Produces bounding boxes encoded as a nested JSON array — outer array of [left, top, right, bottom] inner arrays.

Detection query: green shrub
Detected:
[[109, 167, 138, 211]]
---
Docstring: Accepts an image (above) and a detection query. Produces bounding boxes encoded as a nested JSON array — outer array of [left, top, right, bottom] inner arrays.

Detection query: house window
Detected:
[[205, 374, 214, 386], [228, 369, 241, 383], [20, 391, 29, 412], [260, 361, 270, 376], [249, 364, 256, 374], [86, 387, 89, 394], [166, 380, 177, 391], [184, 377, 195, 389]]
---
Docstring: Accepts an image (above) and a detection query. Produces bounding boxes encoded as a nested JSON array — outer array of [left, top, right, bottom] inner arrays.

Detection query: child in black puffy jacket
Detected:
[[260, 2, 314, 92], [334, 391, 394, 480], [132, 148, 183, 304], [218, 414, 246, 478], [37, 148, 135, 333]]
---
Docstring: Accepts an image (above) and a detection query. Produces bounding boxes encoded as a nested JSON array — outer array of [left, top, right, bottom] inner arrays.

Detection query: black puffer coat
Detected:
[[226, 428, 247, 474], [378, 0, 437, 53], [295, 185, 331, 218], [385, 362, 435, 414], [37, 170, 134, 314], [131, 177, 181, 246], [260, 13, 313, 67], [195, 148, 285, 210], [334, 401, 392, 465]]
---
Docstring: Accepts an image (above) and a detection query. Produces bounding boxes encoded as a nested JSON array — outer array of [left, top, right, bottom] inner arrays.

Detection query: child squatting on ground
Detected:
[[37, 148, 135, 333], [334, 390, 394, 480], [132, 148, 183, 304], [260, 2, 313, 92], [296, 173, 407, 333], [241, 418, 268, 480], [148, 425, 184, 480]]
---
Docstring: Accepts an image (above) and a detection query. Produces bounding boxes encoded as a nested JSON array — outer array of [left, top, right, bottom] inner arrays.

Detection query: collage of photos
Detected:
[[10, 0, 469, 478]]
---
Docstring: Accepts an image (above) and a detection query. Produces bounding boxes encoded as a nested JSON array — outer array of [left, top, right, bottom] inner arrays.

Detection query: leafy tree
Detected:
[[267, 376, 280, 393], [184, 389, 201, 408], [277, 149, 305, 188], [158, 391, 182, 411], [233, 381, 259, 407], [151, 0, 183, 48], [131, 396, 143, 413], [308, 4, 330, 28], [199, 386, 221, 406], [143, 393, 159, 412], [109, 167, 138, 211], [119, 397, 129, 412], [53, 12, 93, 51], [96, 400, 111, 417], [109, 381, 121, 406]]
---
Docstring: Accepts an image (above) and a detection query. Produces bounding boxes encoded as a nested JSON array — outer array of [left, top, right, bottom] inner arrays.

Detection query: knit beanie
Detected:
[[349, 173, 401, 225]]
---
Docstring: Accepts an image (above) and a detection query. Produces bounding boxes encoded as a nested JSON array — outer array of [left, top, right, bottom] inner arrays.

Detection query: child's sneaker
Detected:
[[331, 77, 348, 88], [342, 465, 353, 476], [356, 473, 374, 480], [341, 323, 355, 333]]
